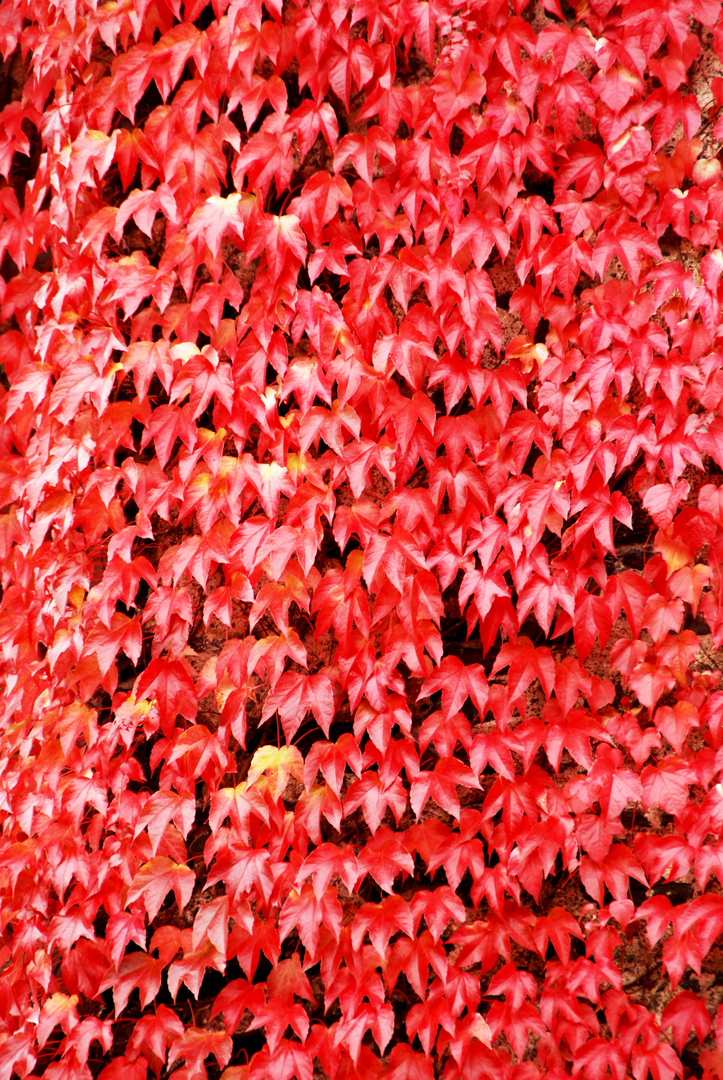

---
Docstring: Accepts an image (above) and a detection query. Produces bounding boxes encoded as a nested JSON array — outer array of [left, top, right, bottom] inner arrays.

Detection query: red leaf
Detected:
[[532, 907, 584, 965], [211, 979, 266, 1034], [127, 1005, 185, 1071], [631, 1042, 683, 1080], [127, 856, 195, 922], [661, 991, 711, 1052], [356, 827, 415, 893], [636, 895, 674, 947], [410, 757, 480, 820], [491, 637, 555, 700], [167, 1028, 233, 1074], [246, 997, 310, 1052], [418, 656, 488, 719], [640, 760, 692, 816], [135, 658, 198, 733], [99, 952, 165, 1017], [245, 1041, 313, 1080]]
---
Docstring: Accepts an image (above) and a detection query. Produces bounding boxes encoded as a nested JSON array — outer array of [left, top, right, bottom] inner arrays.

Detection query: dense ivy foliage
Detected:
[[2, 0, 723, 1076]]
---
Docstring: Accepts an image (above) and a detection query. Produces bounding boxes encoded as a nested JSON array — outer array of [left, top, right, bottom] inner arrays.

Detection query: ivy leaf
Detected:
[[236, 1041, 313, 1080], [167, 1028, 233, 1074], [641, 761, 692, 816], [661, 991, 712, 1052], [99, 953, 165, 1017], [126, 1006, 185, 1072], [491, 638, 555, 701], [134, 658, 198, 733], [127, 856, 195, 923], [211, 979, 266, 1034], [410, 757, 481, 819], [417, 656, 488, 720]]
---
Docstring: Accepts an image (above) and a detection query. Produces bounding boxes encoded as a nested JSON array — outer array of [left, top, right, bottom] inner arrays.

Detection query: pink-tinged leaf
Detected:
[[628, 661, 676, 711], [134, 789, 195, 855], [640, 761, 692, 816], [192, 895, 229, 956], [37, 994, 80, 1048]]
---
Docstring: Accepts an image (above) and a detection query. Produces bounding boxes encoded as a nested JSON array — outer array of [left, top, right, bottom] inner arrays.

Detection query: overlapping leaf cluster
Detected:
[[2, 0, 723, 1075]]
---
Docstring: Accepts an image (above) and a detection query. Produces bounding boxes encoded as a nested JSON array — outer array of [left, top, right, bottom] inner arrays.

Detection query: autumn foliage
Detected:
[[2, 0, 723, 1075]]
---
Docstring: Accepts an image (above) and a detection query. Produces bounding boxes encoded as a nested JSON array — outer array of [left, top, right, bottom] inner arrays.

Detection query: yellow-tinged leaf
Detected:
[[654, 529, 692, 575], [668, 563, 711, 612], [247, 744, 304, 798]]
